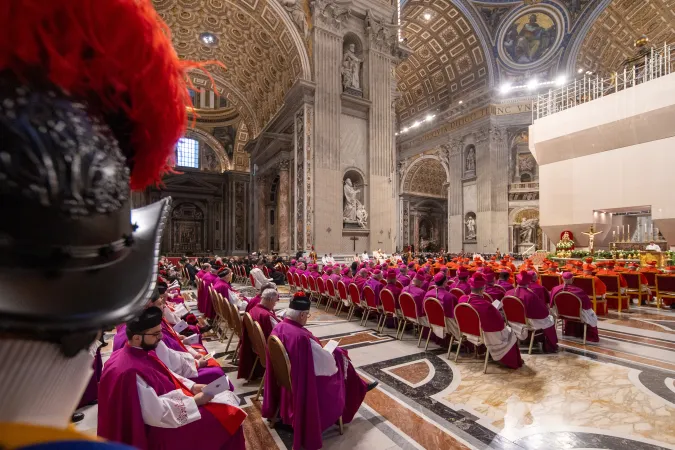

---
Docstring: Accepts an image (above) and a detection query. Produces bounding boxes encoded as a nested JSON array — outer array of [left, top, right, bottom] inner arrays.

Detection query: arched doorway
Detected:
[[171, 202, 206, 254]]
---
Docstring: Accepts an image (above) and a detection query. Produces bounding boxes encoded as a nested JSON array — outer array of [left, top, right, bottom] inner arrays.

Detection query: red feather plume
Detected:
[[0, 0, 213, 190]]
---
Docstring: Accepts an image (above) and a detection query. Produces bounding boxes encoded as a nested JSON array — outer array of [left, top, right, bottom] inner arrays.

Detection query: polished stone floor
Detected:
[[77, 283, 675, 450]]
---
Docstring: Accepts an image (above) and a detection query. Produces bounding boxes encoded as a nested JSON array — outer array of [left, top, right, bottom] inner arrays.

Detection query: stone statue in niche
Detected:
[[279, 0, 308, 39], [342, 43, 363, 96], [519, 217, 538, 244], [465, 147, 476, 173], [203, 148, 219, 172], [343, 178, 367, 228], [464, 213, 477, 241]]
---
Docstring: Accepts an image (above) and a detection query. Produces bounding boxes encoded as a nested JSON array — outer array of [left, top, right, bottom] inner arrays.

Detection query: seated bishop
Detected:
[[238, 287, 281, 380], [98, 307, 247, 450], [459, 273, 524, 369], [262, 293, 378, 450], [551, 272, 600, 342]]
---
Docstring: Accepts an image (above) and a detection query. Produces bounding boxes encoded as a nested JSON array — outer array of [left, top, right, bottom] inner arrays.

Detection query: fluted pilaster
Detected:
[[277, 160, 291, 254]]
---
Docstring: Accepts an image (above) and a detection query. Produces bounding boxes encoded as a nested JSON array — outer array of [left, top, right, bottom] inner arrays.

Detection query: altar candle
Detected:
[[651, 224, 654, 240], [627, 225, 630, 241], [613, 230, 616, 240]]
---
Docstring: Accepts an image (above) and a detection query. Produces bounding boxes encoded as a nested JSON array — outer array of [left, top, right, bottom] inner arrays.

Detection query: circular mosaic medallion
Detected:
[[498, 6, 563, 69]]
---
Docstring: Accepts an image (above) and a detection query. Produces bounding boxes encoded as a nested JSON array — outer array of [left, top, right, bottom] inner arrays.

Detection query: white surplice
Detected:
[[154, 341, 198, 379]]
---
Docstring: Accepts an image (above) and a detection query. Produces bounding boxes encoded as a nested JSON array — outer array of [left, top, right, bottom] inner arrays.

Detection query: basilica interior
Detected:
[[46, 0, 675, 449]]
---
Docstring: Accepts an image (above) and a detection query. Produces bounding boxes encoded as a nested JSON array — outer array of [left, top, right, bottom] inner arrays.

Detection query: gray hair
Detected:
[[563, 277, 574, 285], [261, 288, 278, 302], [202, 263, 211, 270], [285, 308, 305, 321], [470, 287, 485, 295], [259, 282, 276, 293]]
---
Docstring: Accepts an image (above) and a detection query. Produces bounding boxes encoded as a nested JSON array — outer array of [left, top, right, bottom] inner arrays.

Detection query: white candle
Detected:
[[651, 224, 654, 239], [613, 230, 616, 241], [627, 225, 630, 241]]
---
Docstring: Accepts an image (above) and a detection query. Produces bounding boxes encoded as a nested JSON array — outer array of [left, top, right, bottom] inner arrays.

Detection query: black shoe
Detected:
[[87, 399, 98, 406], [366, 381, 379, 392], [71, 412, 84, 423]]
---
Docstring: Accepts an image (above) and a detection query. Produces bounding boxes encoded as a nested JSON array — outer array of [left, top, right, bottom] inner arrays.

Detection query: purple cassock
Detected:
[[341, 275, 353, 287], [353, 276, 368, 294], [528, 282, 551, 308], [309, 270, 320, 279], [329, 273, 341, 286], [504, 286, 558, 353], [497, 279, 514, 291], [238, 303, 278, 380], [245, 293, 261, 313], [195, 270, 205, 279], [364, 278, 384, 305], [112, 323, 224, 385], [98, 345, 245, 450], [209, 278, 233, 319], [550, 284, 599, 342], [384, 282, 402, 307], [450, 279, 471, 295], [485, 284, 506, 301], [78, 346, 103, 408], [401, 284, 426, 318], [262, 319, 368, 450], [425, 286, 458, 319], [397, 274, 411, 287], [458, 294, 523, 369], [198, 272, 217, 314]]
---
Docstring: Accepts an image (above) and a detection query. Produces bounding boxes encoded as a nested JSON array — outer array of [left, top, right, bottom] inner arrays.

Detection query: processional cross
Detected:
[[581, 225, 603, 255], [350, 236, 359, 252]]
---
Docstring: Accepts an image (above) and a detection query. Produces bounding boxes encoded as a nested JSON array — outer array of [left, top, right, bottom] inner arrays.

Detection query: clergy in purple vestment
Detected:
[[99, 307, 246, 450], [198, 264, 217, 315], [329, 268, 341, 286], [261, 294, 377, 450], [497, 269, 514, 291], [397, 266, 411, 287], [353, 269, 369, 293], [450, 266, 471, 295], [528, 270, 551, 307], [321, 266, 332, 281], [364, 269, 384, 305], [385, 270, 402, 308], [505, 272, 558, 353], [245, 281, 276, 314], [77, 343, 103, 409], [309, 264, 321, 279], [458, 273, 523, 369], [484, 270, 506, 302], [401, 270, 429, 325], [424, 272, 460, 339], [340, 267, 354, 287], [551, 272, 599, 342], [238, 287, 280, 380]]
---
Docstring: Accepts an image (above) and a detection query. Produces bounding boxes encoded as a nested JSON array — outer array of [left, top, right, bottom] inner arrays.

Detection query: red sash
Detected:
[[149, 354, 247, 436], [163, 318, 207, 355]]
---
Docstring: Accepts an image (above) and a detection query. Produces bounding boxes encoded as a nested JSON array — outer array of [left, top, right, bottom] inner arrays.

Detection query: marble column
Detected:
[[475, 127, 491, 251], [277, 159, 291, 255], [413, 214, 420, 252], [256, 174, 268, 253], [447, 140, 463, 252], [490, 127, 509, 253]]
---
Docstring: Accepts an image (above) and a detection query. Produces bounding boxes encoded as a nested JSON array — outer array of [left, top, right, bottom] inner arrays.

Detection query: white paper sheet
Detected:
[[183, 333, 199, 345], [323, 339, 340, 355], [492, 300, 502, 310], [173, 320, 188, 333], [173, 304, 189, 317], [203, 374, 231, 397]]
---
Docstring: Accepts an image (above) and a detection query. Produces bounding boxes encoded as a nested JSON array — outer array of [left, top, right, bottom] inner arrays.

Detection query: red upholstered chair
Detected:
[[293, 273, 301, 292], [286, 271, 295, 293], [316, 277, 328, 307], [399, 292, 427, 346], [307, 276, 318, 303], [449, 268, 457, 277], [336, 281, 350, 316], [553, 291, 587, 344], [598, 274, 627, 312], [347, 283, 363, 322], [454, 303, 491, 373], [502, 295, 539, 354], [541, 274, 562, 292], [300, 274, 309, 295], [249, 273, 256, 288], [395, 280, 404, 290], [423, 297, 448, 352], [379, 288, 400, 335], [572, 276, 606, 315], [325, 278, 339, 312], [362, 285, 381, 327], [450, 288, 466, 300], [622, 272, 644, 305], [379, 279, 387, 285], [643, 272, 657, 290], [263, 266, 270, 278], [655, 275, 675, 308]]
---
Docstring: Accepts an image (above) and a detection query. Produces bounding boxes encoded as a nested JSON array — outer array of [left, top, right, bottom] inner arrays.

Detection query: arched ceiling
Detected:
[[402, 157, 447, 198], [577, 0, 675, 75], [396, 0, 490, 123], [153, 0, 309, 139]]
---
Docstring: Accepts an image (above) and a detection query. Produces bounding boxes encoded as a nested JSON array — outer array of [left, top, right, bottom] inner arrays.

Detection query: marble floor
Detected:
[[76, 284, 675, 449]]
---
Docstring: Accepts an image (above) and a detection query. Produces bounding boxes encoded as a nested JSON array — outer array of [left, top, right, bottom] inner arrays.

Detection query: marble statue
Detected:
[[342, 43, 362, 91], [519, 217, 538, 244], [343, 178, 367, 228], [465, 215, 476, 240], [465, 147, 476, 172], [279, 0, 309, 38]]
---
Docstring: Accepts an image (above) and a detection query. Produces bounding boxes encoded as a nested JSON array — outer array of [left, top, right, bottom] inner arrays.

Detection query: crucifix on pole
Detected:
[[350, 236, 359, 252]]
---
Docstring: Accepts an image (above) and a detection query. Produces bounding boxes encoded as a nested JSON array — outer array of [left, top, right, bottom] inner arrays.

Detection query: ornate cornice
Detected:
[[311, 0, 352, 32], [364, 9, 397, 55]]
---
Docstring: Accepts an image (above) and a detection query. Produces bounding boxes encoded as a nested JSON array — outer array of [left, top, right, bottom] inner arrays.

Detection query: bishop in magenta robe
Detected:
[[237, 287, 280, 380], [551, 272, 599, 342]]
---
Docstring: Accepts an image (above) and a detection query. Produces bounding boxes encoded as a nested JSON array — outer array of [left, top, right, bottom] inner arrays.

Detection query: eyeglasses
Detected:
[[141, 331, 162, 339]]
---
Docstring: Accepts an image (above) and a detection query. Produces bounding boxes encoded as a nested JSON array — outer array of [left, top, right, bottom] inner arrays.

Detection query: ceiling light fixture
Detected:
[[499, 83, 512, 94], [555, 75, 567, 86], [423, 12, 432, 20], [199, 32, 218, 47], [526, 78, 538, 90], [425, 114, 434, 121], [577, 68, 584, 74], [458, 100, 463, 105]]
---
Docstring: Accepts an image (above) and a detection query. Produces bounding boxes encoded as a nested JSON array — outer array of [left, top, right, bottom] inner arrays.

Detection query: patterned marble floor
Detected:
[[76, 284, 675, 450]]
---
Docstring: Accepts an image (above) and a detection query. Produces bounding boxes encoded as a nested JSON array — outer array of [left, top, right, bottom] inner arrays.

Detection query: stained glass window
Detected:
[[176, 137, 199, 168]]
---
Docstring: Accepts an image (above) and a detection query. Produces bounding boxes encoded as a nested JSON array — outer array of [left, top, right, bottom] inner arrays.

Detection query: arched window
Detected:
[[176, 137, 199, 168], [520, 173, 531, 182]]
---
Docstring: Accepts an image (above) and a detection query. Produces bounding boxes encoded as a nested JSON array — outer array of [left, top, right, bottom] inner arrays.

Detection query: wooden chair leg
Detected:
[[362, 309, 371, 326], [254, 371, 265, 402], [224, 328, 235, 353], [247, 356, 259, 381], [396, 318, 404, 339], [447, 336, 454, 359], [583, 323, 587, 345], [338, 416, 344, 435], [454, 336, 463, 362], [417, 326, 424, 347], [270, 405, 280, 428], [528, 330, 536, 355], [424, 328, 432, 351], [483, 350, 490, 374]]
